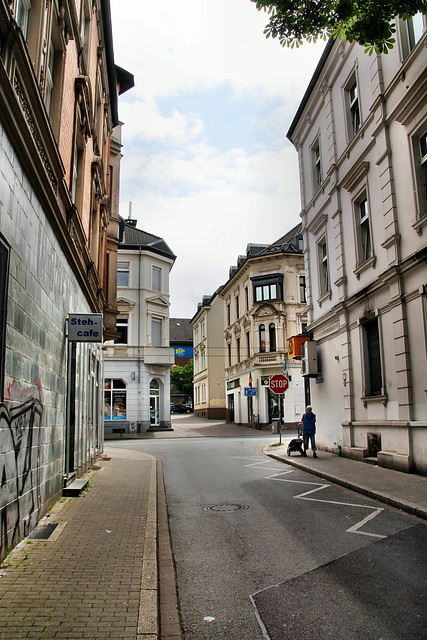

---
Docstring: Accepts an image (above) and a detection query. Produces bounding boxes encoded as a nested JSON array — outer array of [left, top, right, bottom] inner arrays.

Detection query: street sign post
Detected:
[[269, 374, 289, 394], [269, 374, 289, 443]]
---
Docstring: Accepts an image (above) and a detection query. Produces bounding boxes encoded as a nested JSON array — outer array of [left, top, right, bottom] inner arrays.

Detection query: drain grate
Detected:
[[204, 504, 249, 513], [28, 523, 59, 540]]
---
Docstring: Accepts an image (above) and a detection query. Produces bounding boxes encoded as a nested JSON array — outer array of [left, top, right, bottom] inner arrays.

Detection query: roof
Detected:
[[119, 218, 176, 261], [257, 222, 303, 257], [170, 318, 193, 343], [287, 38, 334, 141]]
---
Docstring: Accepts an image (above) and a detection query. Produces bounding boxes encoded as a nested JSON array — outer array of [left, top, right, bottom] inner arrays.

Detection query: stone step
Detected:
[[62, 478, 89, 497]]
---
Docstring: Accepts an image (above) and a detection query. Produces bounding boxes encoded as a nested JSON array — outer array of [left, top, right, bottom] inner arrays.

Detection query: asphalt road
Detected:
[[109, 416, 426, 639]]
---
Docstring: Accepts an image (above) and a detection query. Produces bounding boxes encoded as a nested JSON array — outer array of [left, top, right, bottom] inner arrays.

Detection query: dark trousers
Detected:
[[303, 433, 316, 452]]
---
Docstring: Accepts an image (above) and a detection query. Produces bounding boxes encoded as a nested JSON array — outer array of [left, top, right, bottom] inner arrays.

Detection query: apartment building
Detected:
[[221, 225, 308, 428], [0, 0, 133, 560], [287, 15, 427, 473], [104, 218, 176, 433], [192, 289, 227, 420]]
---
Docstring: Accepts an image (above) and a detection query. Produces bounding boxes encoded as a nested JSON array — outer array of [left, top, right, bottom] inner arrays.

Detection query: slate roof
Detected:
[[119, 218, 176, 261], [257, 222, 303, 257], [170, 318, 193, 343]]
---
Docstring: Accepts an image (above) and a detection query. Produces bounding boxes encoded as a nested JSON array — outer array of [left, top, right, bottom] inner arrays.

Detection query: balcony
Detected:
[[104, 345, 175, 365]]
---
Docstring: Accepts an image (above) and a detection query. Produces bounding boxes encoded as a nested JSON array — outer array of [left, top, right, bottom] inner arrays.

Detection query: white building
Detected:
[[287, 15, 427, 473], [220, 225, 308, 428], [104, 218, 176, 434], [192, 289, 227, 420]]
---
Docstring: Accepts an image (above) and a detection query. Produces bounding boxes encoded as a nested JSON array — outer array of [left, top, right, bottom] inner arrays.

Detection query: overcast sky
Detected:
[[110, 0, 325, 318]]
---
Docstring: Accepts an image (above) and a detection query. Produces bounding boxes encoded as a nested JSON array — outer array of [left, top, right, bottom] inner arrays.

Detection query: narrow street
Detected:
[[109, 415, 427, 640]]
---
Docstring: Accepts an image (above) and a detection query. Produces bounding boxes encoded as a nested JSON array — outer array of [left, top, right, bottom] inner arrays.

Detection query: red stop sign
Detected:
[[269, 374, 289, 394]]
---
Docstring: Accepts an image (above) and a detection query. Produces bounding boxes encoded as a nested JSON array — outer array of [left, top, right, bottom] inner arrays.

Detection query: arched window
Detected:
[[259, 324, 266, 353], [269, 323, 276, 352]]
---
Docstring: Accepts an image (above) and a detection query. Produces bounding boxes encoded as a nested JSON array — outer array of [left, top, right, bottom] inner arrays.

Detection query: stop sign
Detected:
[[269, 374, 289, 394]]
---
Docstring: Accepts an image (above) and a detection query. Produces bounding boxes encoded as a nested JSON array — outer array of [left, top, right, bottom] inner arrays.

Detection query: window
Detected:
[[0, 236, 9, 400], [246, 331, 250, 358], [355, 194, 373, 264], [252, 274, 283, 303], [104, 379, 127, 420], [228, 342, 232, 367], [312, 138, 322, 190], [345, 77, 361, 139], [362, 316, 383, 397], [115, 317, 128, 344], [45, 40, 55, 115], [236, 294, 240, 320], [400, 12, 425, 57], [152, 319, 162, 347], [318, 239, 330, 296], [152, 266, 161, 291], [299, 276, 306, 303], [259, 324, 266, 353], [117, 264, 129, 287], [227, 303, 231, 326], [269, 323, 276, 352], [237, 337, 241, 363], [245, 286, 249, 311], [15, 0, 32, 39], [412, 126, 427, 221]]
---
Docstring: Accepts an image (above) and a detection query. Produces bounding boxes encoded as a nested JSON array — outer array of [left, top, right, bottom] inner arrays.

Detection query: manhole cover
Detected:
[[28, 523, 59, 540], [204, 504, 249, 513]]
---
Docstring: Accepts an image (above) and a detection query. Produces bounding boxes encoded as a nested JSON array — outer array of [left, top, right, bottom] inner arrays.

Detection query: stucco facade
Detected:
[[220, 227, 308, 428], [287, 17, 427, 473], [104, 219, 176, 433], [192, 290, 227, 420]]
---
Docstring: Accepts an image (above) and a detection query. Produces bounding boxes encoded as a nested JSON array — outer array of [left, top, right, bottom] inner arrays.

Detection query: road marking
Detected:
[[234, 455, 386, 539]]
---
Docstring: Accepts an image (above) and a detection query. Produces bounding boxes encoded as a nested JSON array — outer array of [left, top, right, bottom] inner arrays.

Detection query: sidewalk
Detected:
[[265, 439, 427, 521], [0, 448, 181, 640]]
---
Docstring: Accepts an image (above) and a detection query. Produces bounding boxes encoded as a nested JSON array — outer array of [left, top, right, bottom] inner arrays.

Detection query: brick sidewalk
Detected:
[[0, 449, 158, 640]]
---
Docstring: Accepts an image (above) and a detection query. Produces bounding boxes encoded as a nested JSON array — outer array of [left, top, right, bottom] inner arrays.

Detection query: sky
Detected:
[[110, 0, 326, 318]]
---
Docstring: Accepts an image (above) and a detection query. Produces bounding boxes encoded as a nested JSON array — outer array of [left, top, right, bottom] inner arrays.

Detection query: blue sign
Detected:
[[174, 346, 193, 357], [244, 388, 256, 396]]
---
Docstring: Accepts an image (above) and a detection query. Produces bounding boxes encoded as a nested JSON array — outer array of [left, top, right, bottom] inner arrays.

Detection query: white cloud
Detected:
[[110, 0, 324, 316]]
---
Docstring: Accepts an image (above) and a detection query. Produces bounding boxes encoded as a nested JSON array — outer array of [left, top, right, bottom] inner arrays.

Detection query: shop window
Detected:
[[104, 379, 127, 420]]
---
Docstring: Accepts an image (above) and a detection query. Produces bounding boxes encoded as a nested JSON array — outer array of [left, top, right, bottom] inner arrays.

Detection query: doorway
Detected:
[[150, 379, 160, 426]]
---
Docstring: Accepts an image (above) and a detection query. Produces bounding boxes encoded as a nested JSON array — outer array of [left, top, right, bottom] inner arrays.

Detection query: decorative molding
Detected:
[[341, 161, 369, 192], [13, 77, 57, 191]]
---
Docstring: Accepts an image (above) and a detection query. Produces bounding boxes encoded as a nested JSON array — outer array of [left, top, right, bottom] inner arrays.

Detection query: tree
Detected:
[[251, 1, 426, 54], [170, 360, 194, 398]]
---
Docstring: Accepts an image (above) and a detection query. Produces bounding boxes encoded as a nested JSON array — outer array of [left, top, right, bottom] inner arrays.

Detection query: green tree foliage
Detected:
[[170, 359, 194, 397], [252, 1, 426, 53]]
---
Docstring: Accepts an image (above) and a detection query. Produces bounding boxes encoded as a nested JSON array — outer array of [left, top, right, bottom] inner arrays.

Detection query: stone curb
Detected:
[[265, 448, 427, 522]]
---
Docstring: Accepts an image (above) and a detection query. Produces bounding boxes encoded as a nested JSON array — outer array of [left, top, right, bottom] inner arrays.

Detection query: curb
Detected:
[[264, 449, 427, 522]]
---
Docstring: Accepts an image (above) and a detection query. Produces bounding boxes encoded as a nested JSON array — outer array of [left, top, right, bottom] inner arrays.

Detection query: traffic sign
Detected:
[[269, 374, 289, 394]]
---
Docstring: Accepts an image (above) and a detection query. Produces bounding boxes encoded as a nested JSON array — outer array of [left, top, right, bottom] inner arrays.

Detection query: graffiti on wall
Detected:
[[0, 381, 43, 560]]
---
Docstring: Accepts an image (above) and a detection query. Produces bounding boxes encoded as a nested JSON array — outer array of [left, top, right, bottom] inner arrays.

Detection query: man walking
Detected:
[[301, 405, 317, 458]]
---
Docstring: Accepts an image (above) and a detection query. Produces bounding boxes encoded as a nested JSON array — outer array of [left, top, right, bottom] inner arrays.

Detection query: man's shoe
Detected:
[[313, 453, 318, 458]]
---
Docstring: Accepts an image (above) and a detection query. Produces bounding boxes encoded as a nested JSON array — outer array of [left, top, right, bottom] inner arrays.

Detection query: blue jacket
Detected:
[[302, 412, 316, 435]]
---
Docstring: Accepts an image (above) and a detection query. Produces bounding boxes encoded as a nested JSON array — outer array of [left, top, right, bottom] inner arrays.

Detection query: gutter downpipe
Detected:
[[138, 246, 142, 430]]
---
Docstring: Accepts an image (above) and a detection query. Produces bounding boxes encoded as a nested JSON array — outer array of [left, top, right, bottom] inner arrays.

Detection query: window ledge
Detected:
[[412, 213, 427, 236], [317, 289, 332, 307], [361, 394, 388, 408], [354, 254, 376, 279]]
